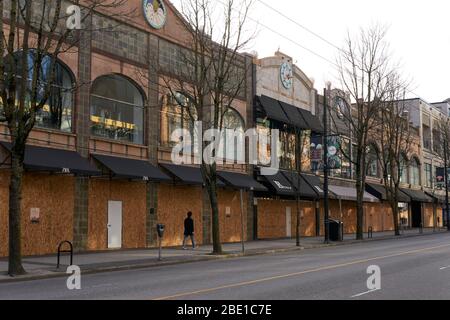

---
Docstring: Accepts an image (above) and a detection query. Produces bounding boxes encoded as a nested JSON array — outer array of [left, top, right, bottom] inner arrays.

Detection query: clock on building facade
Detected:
[[143, 0, 167, 29], [280, 62, 293, 89]]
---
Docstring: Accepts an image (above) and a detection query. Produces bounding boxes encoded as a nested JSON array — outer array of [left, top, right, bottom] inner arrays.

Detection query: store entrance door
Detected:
[[286, 207, 292, 238], [411, 201, 422, 228], [107, 201, 123, 249]]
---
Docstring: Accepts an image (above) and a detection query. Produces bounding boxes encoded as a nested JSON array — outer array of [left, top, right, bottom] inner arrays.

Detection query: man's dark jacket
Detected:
[[184, 217, 194, 235]]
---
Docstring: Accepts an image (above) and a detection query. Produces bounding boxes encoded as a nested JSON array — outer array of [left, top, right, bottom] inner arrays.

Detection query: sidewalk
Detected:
[[0, 227, 446, 283]]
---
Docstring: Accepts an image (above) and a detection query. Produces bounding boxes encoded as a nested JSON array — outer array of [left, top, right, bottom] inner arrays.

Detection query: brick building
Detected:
[[0, 0, 261, 256]]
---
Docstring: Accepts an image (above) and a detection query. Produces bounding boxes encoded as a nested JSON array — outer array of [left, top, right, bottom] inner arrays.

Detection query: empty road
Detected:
[[1, 232, 450, 300]]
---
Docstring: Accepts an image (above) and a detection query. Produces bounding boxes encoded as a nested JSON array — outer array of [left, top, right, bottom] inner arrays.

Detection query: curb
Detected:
[[0, 230, 447, 284]]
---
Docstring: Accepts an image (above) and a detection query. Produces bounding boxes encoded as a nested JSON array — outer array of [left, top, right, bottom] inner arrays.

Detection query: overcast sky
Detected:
[[171, 0, 450, 103]]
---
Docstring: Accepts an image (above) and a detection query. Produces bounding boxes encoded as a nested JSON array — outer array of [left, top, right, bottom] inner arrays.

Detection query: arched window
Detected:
[[400, 154, 408, 184], [409, 157, 421, 186], [0, 50, 74, 131], [160, 92, 198, 147], [219, 108, 245, 162], [367, 145, 379, 178], [90, 75, 144, 144]]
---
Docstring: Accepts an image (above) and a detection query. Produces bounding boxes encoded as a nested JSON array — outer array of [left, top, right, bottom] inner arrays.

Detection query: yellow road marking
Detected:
[[152, 242, 450, 300]]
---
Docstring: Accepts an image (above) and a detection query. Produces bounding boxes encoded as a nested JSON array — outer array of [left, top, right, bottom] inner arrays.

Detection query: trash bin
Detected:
[[329, 219, 343, 241]]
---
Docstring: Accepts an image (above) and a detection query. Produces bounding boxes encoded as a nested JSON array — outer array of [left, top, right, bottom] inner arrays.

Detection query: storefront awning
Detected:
[[218, 170, 267, 192], [93, 154, 170, 181], [329, 185, 379, 203], [301, 174, 324, 198], [260, 170, 296, 196], [400, 188, 433, 203], [366, 183, 410, 203], [298, 109, 323, 133], [159, 163, 225, 186], [0, 142, 100, 176], [257, 95, 290, 123], [425, 191, 447, 204], [281, 171, 320, 199], [278, 101, 308, 129]]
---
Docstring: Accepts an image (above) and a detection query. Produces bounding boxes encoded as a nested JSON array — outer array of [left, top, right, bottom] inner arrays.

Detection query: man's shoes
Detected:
[[182, 247, 187, 250]]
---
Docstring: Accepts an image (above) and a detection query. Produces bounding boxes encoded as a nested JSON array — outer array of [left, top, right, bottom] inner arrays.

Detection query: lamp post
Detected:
[[444, 119, 450, 231], [323, 85, 331, 243]]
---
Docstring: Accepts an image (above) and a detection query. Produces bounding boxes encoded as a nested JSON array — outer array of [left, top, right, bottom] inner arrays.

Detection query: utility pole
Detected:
[[444, 119, 450, 231], [323, 86, 330, 243]]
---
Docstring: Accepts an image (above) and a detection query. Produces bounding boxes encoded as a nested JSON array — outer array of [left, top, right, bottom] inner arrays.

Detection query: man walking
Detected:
[[183, 211, 196, 249]]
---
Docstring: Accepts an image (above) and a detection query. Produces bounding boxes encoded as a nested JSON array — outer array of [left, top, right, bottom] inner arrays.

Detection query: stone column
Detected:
[[73, 18, 93, 251], [146, 34, 160, 247], [245, 54, 256, 241]]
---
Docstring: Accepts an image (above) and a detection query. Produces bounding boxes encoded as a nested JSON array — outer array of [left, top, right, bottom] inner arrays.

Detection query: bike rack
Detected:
[[368, 226, 373, 239], [57, 240, 73, 269]]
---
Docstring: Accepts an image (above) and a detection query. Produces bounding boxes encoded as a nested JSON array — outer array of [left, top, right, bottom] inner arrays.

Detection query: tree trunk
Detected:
[[206, 176, 222, 254], [355, 168, 364, 240], [8, 151, 26, 276], [296, 196, 300, 247], [392, 190, 400, 236]]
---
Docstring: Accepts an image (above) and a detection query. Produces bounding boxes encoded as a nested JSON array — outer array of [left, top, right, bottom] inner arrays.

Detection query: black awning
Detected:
[[400, 188, 433, 203], [298, 109, 323, 133], [159, 163, 225, 186], [366, 183, 411, 202], [93, 154, 170, 181], [257, 95, 290, 123], [281, 171, 320, 199], [260, 170, 296, 196], [218, 170, 267, 192], [0, 142, 100, 175], [425, 191, 446, 204], [278, 101, 308, 129], [301, 174, 324, 198]]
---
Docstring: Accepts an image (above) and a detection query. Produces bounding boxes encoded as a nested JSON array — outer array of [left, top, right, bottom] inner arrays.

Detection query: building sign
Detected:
[[274, 180, 292, 191], [143, 0, 167, 29], [310, 135, 342, 171], [30, 208, 40, 223], [436, 167, 450, 189]]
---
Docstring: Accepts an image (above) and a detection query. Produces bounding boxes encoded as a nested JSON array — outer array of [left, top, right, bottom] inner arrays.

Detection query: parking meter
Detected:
[[156, 224, 165, 238], [156, 224, 165, 261]]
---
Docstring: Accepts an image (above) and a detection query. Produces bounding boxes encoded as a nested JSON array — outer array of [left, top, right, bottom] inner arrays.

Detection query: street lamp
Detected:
[[444, 119, 450, 231], [323, 83, 331, 244]]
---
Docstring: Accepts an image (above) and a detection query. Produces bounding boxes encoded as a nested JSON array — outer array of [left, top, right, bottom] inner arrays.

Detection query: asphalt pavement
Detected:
[[1, 232, 449, 300]]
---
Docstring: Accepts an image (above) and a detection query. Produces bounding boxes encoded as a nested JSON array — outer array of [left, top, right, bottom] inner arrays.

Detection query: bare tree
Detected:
[[334, 24, 398, 240], [0, 0, 132, 276], [144, 0, 254, 254], [376, 75, 414, 236], [284, 126, 309, 246], [434, 114, 450, 230]]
